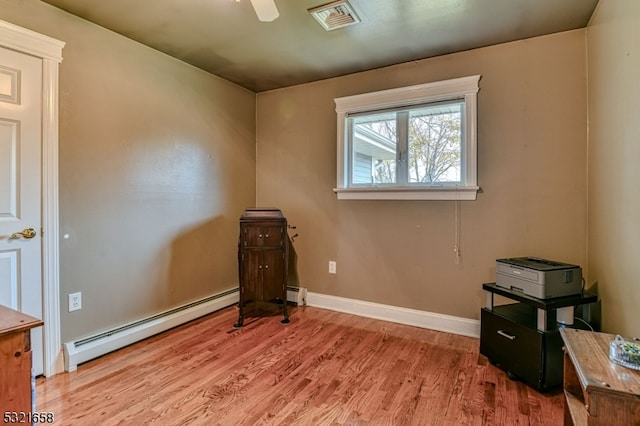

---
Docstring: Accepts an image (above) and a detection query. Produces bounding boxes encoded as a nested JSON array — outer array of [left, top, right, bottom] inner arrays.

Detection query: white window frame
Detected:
[[334, 75, 480, 200]]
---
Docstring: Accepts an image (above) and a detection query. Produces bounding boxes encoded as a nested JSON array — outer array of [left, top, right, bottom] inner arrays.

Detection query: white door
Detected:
[[0, 45, 44, 376]]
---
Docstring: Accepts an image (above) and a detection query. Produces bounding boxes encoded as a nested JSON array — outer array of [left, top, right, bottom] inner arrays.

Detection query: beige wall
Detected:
[[1, 0, 604, 343], [0, 1, 256, 342], [587, 0, 640, 336], [257, 30, 588, 320]]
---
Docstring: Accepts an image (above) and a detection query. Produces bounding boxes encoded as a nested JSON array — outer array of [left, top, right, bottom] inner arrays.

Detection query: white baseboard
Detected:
[[306, 291, 480, 338], [63, 289, 239, 372]]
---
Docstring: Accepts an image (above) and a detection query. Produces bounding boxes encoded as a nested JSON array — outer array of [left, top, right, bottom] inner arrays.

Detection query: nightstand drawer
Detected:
[[242, 225, 285, 248]]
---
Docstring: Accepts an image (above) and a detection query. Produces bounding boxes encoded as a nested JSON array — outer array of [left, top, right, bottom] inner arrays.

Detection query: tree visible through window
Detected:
[[408, 103, 462, 184], [350, 100, 464, 186], [334, 75, 480, 200]]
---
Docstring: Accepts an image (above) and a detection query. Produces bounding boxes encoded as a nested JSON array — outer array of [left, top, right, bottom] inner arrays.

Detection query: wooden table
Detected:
[[0, 305, 43, 413], [560, 328, 640, 425]]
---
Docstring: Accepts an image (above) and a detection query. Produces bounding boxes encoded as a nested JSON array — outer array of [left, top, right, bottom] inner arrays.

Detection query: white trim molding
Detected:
[[0, 20, 64, 62], [306, 291, 480, 338], [334, 186, 480, 201], [0, 19, 65, 377]]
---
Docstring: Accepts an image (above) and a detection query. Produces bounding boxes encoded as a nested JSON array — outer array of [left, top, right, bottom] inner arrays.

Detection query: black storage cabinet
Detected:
[[480, 283, 597, 391]]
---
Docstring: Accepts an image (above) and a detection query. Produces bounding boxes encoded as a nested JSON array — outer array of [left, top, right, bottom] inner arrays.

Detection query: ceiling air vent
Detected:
[[309, 0, 361, 31]]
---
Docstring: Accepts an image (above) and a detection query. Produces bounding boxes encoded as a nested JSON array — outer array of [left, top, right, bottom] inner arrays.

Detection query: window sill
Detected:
[[333, 186, 480, 200]]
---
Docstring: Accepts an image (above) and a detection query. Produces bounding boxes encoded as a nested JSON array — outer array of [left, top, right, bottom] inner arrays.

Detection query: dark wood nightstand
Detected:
[[235, 208, 289, 328]]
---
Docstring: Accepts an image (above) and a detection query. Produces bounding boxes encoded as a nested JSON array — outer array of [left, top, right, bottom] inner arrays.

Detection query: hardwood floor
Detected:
[[37, 305, 564, 425]]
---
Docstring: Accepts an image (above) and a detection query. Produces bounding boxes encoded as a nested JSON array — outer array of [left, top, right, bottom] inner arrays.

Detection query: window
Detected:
[[334, 75, 480, 200]]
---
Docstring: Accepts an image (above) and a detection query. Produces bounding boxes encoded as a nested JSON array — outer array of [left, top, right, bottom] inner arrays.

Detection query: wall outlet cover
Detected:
[[69, 292, 82, 312]]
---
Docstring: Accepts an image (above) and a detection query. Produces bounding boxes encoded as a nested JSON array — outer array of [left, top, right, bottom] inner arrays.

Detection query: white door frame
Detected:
[[0, 19, 65, 377]]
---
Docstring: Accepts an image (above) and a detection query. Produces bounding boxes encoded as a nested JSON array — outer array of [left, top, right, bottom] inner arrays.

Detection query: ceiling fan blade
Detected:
[[250, 0, 279, 22]]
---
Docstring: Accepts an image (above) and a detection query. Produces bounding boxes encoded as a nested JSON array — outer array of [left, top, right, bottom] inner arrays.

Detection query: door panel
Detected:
[[262, 250, 285, 301], [0, 119, 17, 218], [0, 46, 44, 375], [0, 250, 18, 307], [240, 251, 261, 302]]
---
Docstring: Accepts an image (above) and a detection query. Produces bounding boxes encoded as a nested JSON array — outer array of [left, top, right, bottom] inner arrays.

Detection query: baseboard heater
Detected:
[[63, 286, 305, 372], [63, 288, 239, 372]]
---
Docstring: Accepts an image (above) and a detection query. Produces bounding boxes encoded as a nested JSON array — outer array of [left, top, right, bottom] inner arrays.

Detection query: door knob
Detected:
[[10, 228, 37, 239]]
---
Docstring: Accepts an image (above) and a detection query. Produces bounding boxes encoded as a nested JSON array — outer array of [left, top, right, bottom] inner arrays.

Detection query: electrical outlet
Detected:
[[69, 292, 82, 312], [329, 260, 337, 274]]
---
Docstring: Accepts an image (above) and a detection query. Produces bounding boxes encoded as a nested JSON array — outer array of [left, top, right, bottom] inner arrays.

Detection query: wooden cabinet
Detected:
[[560, 329, 640, 425], [480, 283, 597, 391], [0, 305, 43, 413], [234, 208, 289, 328]]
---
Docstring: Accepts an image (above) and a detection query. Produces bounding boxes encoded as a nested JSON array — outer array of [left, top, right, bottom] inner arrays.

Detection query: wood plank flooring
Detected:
[[36, 306, 564, 425]]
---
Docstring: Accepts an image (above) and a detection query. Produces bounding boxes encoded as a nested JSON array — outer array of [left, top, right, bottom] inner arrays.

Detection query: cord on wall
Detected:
[[453, 198, 462, 266]]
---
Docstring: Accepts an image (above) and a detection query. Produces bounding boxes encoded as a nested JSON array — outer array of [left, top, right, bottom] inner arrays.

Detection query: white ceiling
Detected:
[[40, 0, 599, 92]]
